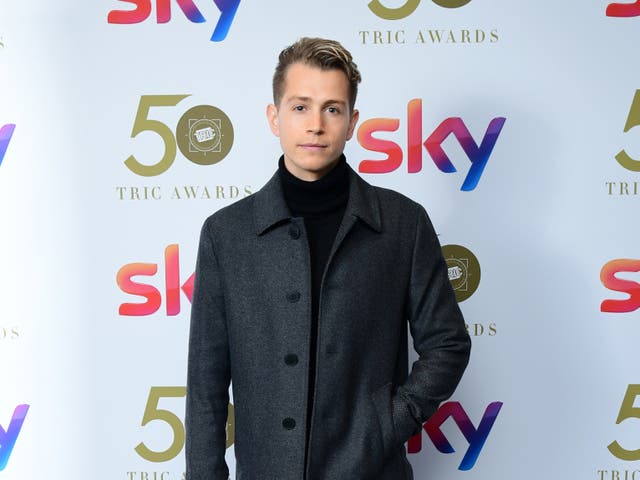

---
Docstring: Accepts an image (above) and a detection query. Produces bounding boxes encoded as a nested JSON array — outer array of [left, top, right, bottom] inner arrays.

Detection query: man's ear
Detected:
[[346, 109, 360, 141], [266, 103, 280, 137]]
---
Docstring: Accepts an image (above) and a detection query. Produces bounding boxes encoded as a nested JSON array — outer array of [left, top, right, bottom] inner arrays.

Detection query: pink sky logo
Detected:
[[407, 401, 502, 470], [600, 259, 640, 313], [107, 0, 241, 41], [607, 1, 640, 17], [357, 99, 506, 191], [117, 244, 194, 316], [0, 404, 29, 471], [0, 123, 16, 168]]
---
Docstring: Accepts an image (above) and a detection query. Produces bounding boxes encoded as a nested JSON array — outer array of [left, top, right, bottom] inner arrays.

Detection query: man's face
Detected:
[[267, 62, 359, 181]]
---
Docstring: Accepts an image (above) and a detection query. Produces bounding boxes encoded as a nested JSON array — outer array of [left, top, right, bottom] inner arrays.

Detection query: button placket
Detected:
[[282, 220, 303, 437]]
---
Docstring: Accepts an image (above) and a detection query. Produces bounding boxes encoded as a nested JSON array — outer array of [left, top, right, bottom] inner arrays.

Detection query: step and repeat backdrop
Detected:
[[2, 1, 640, 479]]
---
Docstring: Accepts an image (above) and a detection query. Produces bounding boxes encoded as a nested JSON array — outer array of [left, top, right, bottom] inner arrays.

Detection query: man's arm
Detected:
[[185, 219, 231, 480], [373, 204, 472, 456]]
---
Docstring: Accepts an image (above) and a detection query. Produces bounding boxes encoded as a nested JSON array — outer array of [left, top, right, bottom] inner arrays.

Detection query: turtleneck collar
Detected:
[[278, 155, 350, 217]]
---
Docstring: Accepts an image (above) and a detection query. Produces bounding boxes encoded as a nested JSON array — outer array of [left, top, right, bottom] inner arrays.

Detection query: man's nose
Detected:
[[306, 110, 324, 133]]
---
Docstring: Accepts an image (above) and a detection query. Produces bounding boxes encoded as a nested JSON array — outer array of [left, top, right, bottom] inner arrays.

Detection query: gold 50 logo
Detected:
[[609, 385, 640, 461], [442, 244, 481, 302], [125, 95, 234, 176], [136, 387, 234, 463], [615, 90, 640, 172], [604, 90, 640, 197], [368, 0, 472, 20]]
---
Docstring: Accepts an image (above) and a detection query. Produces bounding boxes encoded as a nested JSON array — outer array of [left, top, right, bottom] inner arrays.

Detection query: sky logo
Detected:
[[408, 401, 502, 470], [117, 244, 194, 316], [0, 404, 29, 471], [0, 124, 16, 168], [107, 0, 241, 42], [607, 1, 640, 17], [601, 259, 640, 313], [357, 99, 506, 191]]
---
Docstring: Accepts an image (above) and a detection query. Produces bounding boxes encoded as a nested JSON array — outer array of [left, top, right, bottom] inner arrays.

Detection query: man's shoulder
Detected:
[[373, 184, 420, 206], [358, 175, 425, 216]]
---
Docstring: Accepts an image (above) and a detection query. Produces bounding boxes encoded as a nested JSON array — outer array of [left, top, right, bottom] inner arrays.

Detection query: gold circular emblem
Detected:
[[176, 105, 234, 166], [441, 244, 481, 302]]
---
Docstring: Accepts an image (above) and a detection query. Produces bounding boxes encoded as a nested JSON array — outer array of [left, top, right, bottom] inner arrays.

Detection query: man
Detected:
[[186, 37, 471, 480]]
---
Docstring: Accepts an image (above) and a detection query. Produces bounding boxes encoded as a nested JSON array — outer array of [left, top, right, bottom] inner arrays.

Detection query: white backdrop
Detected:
[[2, 1, 640, 479]]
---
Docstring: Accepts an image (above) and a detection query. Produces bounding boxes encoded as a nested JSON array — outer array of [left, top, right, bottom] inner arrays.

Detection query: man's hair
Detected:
[[272, 37, 361, 112]]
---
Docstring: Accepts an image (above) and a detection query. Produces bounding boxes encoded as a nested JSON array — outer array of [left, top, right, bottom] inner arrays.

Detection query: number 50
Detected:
[[135, 386, 234, 463], [609, 384, 640, 460], [125, 95, 190, 177]]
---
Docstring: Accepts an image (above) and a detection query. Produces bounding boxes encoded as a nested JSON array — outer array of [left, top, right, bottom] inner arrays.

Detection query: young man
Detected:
[[186, 38, 471, 480]]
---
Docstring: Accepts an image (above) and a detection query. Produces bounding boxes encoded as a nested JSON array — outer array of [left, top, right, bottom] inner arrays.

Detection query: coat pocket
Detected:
[[368, 382, 398, 460], [365, 384, 417, 480]]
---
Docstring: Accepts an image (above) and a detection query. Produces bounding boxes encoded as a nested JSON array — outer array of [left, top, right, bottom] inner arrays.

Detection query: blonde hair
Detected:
[[273, 37, 361, 111]]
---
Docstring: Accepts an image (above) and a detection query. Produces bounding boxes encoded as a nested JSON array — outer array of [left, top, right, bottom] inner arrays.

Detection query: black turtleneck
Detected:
[[278, 154, 350, 475], [279, 154, 350, 306]]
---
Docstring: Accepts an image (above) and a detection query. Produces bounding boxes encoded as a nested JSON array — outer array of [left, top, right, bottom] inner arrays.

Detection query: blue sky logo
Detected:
[[107, 0, 241, 42], [0, 405, 29, 471], [0, 124, 16, 168]]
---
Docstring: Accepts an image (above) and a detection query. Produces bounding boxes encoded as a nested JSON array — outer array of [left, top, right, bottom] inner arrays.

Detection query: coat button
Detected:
[[286, 291, 301, 303], [282, 417, 296, 430], [288, 225, 301, 239], [284, 353, 299, 366]]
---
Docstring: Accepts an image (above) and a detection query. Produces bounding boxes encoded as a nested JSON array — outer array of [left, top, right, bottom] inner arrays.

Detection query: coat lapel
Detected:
[[252, 162, 382, 239], [329, 164, 382, 257], [253, 171, 292, 235]]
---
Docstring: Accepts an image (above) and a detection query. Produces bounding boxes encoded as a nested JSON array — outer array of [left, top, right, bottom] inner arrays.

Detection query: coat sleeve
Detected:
[[373, 204, 472, 455], [185, 218, 231, 480]]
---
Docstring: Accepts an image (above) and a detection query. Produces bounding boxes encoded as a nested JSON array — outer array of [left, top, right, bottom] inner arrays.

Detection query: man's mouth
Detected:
[[300, 143, 327, 150]]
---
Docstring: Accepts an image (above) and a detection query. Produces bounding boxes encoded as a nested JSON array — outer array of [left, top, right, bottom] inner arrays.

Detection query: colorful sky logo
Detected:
[[117, 244, 194, 316], [0, 404, 29, 472], [107, 0, 241, 42], [601, 259, 640, 313], [357, 99, 506, 191], [607, 1, 640, 17], [0, 124, 16, 168], [407, 401, 502, 470]]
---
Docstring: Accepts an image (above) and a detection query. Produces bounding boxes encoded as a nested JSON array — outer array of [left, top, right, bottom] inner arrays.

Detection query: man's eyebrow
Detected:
[[285, 96, 347, 106], [323, 99, 347, 106], [285, 96, 312, 103]]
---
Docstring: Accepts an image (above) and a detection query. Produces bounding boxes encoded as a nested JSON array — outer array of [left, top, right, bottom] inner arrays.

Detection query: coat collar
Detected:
[[253, 161, 382, 236]]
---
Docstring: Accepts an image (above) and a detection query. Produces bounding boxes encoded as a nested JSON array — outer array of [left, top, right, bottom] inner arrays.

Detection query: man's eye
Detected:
[[294, 105, 305, 111], [327, 107, 340, 114]]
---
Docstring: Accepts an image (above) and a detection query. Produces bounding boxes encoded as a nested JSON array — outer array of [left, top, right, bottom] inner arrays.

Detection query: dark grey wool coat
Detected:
[[186, 164, 471, 480]]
